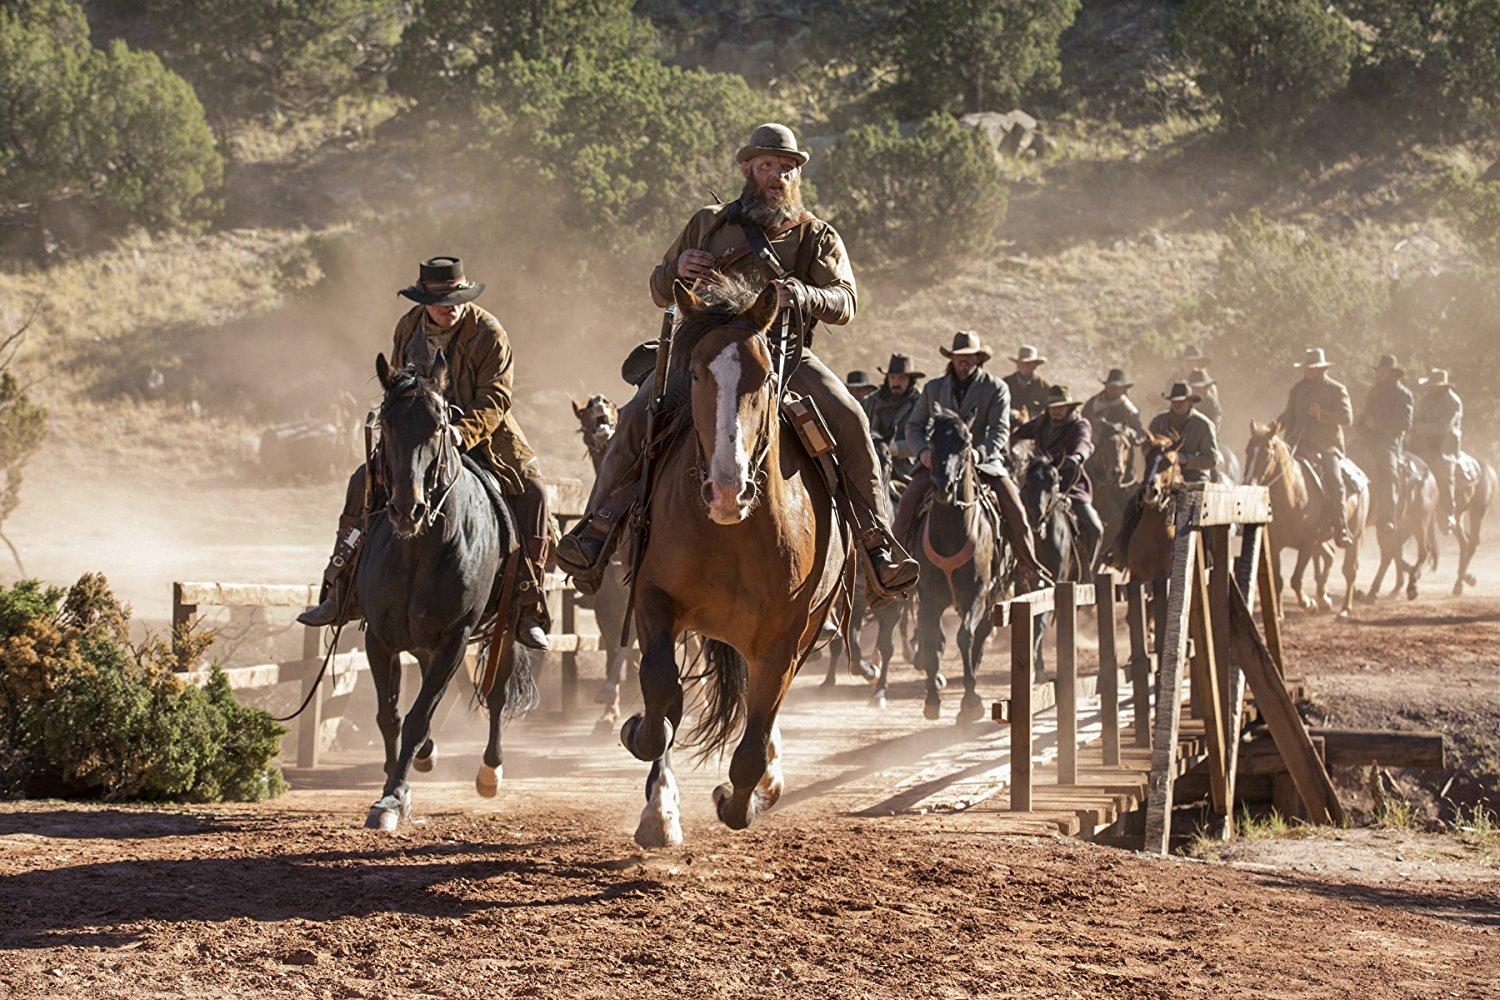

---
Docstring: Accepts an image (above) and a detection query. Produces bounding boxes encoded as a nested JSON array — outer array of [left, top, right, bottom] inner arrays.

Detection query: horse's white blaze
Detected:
[[708, 341, 747, 491], [635, 765, 683, 849]]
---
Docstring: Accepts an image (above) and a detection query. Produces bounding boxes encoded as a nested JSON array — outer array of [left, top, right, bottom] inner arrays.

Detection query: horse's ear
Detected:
[[376, 353, 392, 390], [430, 350, 449, 394], [746, 283, 780, 333], [673, 279, 706, 318], [1270, 419, 1282, 437], [571, 397, 585, 418]]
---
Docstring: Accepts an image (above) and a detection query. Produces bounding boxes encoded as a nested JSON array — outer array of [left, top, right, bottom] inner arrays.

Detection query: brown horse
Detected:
[[1446, 452, 1497, 596], [1089, 419, 1138, 556], [618, 277, 848, 848], [1112, 432, 1183, 584], [1245, 421, 1368, 619], [570, 394, 639, 734], [1360, 452, 1437, 602]]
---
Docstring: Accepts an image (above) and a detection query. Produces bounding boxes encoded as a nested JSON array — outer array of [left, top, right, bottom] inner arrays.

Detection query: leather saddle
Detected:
[[1297, 454, 1367, 501]]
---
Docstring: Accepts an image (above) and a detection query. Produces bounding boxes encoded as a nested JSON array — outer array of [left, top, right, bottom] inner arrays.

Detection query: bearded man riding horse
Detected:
[[556, 123, 919, 601], [299, 256, 552, 651]]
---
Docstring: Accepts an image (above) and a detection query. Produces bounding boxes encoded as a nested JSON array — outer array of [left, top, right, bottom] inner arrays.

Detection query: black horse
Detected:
[[1088, 419, 1136, 558], [359, 354, 536, 831], [1021, 454, 1086, 680], [913, 408, 1003, 723]]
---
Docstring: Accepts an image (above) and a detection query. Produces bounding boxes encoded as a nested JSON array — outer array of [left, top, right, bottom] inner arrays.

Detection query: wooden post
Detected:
[[1257, 527, 1286, 678], [1094, 572, 1120, 767], [1223, 522, 1264, 822], [1228, 579, 1346, 825], [296, 619, 323, 769], [1126, 583, 1151, 748], [1056, 582, 1078, 786], [1143, 490, 1202, 855], [1189, 540, 1229, 820], [1009, 608, 1036, 812], [560, 586, 578, 717], [171, 582, 198, 662], [1208, 527, 1233, 725]]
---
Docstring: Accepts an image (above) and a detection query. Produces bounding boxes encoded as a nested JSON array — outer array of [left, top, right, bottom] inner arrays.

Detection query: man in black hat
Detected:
[[1355, 355, 1413, 534], [1003, 344, 1052, 424], [1277, 347, 1356, 546], [1013, 384, 1103, 569], [1410, 368, 1463, 533], [844, 370, 877, 403], [899, 332, 1050, 590], [557, 123, 919, 600], [1178, 345, 1222, 426], [1081, 368, 1146, 444], [863, 353, 924, 484], [298, 256, 552, 650]]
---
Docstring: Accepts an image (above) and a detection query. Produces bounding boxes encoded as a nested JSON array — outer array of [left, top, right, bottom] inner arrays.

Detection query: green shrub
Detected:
[[1176, 0, 1360, 132], [0, 0, 223, 231], [0, 574, 287, 802], [144, 0, 403, 122], [836, 0, 1081, 116], [476, 54, 767, 241], [1339, 1, 1500, 127], [817, 114, 1009, 272]]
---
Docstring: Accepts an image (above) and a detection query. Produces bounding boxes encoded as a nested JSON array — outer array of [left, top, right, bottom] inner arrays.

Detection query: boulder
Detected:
[[959, 110, 1040, 158]]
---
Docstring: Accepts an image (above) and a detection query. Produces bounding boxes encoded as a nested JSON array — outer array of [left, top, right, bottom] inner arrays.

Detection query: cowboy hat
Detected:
[[940, 331, 991, 364], [1187, 367, 1216, 388], [737, 123, 810, 166], [1373, 354, 1404, 376], [1180, 344, 1210, 364], [845, 370, 877, 396], [1294, 347, 1332, 369], [1163, 381, 1202, 403], [398, 256, 485, 306], [1044, 384, 1081, 408], [1101, 367, 1133, 388], [878, 353, 925, 379], [1010, 344, 1047, 365], [1418, 368, 1452, 387]]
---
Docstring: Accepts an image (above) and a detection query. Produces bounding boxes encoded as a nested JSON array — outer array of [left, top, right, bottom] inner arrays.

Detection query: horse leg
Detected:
[[955, 589, 989, 724], [714, 646, 795, 831], [477, 643, 531, 798], [593, 641, 624, 737], [1364, 531, 1390, 602], [366, 626, 470, 831], [623, 595, 684, 848], [1337, 537, 1359, 620], [365, 633, 402, 778], [1032, 610, 1050, 684], [1454, 509, 1481, 594], [915, 586, 947, 720], [1290, 546, 1316, 611]]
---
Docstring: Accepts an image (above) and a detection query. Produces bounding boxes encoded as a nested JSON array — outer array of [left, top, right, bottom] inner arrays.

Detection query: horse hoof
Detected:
[[1453, 582, 1465, 597], [923, 697, 942, 722], [635, 772, 683, 849], [1465, 573, 1477, 586], [413, 744, 435, 773], [620, 713, 672, 763], [475, 764, 501, 798], [712, 782, 755, 831], [933, 673, 948, 691], [364, 791, 409, 831], [1336, 610, 1351, 622], [852, 660, 878, 681], [819, 675, 837, 689], [956, 694, 985, 725], [868, 691, 887, 710], [592, 715, 618, 738], [1406, 586, 1418, 602]]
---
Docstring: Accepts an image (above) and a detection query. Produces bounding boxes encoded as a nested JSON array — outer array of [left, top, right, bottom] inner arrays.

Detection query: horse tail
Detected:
[[682, 638, 748, 762], [503, 644, 540, 719]]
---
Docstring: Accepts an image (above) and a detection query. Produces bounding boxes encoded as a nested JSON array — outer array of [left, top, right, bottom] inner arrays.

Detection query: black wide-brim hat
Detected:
[[879, 353, 925, 379], [1163, 381, 1202, 403], [399, 256, 485, 306]]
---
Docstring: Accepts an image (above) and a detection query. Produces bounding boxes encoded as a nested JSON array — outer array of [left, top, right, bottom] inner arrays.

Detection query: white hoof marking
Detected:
[[634, 767, 682, 849]]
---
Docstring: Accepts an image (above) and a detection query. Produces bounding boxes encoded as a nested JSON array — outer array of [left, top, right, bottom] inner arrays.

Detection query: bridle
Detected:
[[1244, 433, 1289, 490], [380, 384, 460, 534], [689, 320, 775, 514]]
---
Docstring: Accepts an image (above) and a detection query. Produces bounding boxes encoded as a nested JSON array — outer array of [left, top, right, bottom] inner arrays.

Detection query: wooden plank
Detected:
[[1257, 527, 1286, 678], [1094, 571, 1120, 767], [175, 582, 320, 609], [1126, 582, 1152, 748], [1310, 728, 1446, 769], [1009, 610, 1036, 812], [1056, 582, 1078, 786], [994, 588, 1054, 627], [1189, 540, 1230, 820], [545, 477, 590, 518], [546, 633, 601, 653], [560, 589, 579, 716], [1143, 490, 1201, 855], [1182, 483, 1273, 527], [1222, 522, 1259, 824], [297, 621, 323, 769], [1227, 579, 1346, 825]]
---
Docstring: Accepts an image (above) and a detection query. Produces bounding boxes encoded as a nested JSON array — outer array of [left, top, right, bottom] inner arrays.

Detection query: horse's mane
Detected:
[[379, 366, 443, 421]]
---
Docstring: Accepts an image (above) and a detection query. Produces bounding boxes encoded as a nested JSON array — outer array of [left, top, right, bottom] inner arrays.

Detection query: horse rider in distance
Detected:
[[298, 256, 553, 651], [1104, 378, 1222, 567], [896, 331, 1052, 592], [1178, 344, 1223, 428], [1081, 367, 1147, 445], [1409, 367, 1464, 535], [1276, 347, 1356, 547], [1356, 354, 1414, 536], [1013, 384, 1105, 570], [1003, 343, 1052, 424], [863, 353, 925, 485], [556, 122, 920, 602]]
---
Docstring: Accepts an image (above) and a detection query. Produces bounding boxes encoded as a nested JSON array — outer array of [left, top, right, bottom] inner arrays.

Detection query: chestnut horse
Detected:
[[618, 278, 848, 848], [1446, 453, 1496, 596], [1245, 421, 1368, 619], [1113, 432, 1184, 585], [1360, 452, 1437, 602]]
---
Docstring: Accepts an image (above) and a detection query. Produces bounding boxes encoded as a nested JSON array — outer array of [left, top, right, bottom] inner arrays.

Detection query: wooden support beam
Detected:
[[1257, 527, 1286, 678], [1310, 728, 1445, 770], [994, 588, 1054, 626], [296, 620, 324, 769], [1227, 579, 1346, 825], [1056, 582, 1078, 786], [1222, 522, 1262, 819], [1189, 540, 1230, 820], [1126, 583, 1152, 748], [1094, 571, 1121, 767], [560, 589, 579, 717], [1178, 483, 1273, 526], [171, 582, 197, 662], [1144, 491, 1202, 855], [1010, 609, 1036, 812]]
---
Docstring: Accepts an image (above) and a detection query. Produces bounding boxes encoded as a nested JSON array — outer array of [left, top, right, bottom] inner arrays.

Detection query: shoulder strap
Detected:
[[714, 211, 815, 272]]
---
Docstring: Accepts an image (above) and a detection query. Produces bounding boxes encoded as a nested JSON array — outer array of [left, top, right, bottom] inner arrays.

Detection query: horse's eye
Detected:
[[691, 370, 700, 383]]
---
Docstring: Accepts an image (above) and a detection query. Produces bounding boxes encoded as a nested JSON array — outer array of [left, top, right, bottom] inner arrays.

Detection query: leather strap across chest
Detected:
[[713, 212, 815, 272]]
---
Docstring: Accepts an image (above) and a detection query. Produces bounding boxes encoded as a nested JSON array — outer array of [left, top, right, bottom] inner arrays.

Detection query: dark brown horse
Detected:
[[618, 277, 849, 848], [1360, 452, 1437, 602], [1088, 419, 1137, 558], [1446, 452, 1497, 596], [912, 407, 1002, 723], [1245, 421, 1368, 619], [570, 394, 639, 734], [1113, 432, 1183, 585]]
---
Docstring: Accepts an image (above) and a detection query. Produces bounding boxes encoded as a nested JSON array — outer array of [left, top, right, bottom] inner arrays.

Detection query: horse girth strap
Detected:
[[922, 517, 977, 603]]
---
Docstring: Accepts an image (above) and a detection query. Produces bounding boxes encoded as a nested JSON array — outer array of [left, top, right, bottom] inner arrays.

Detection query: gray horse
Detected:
[[359, 354, 536, 831]]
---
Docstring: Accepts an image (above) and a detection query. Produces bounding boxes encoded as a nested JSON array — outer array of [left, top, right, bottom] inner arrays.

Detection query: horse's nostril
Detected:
[[701, 481, 717, 505], [737, 481, 756, 504]]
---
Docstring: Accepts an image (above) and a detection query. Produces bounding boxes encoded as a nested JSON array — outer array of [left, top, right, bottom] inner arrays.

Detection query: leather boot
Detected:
[[1441, 460, 1457, 535], [555, 486, 637, 596], [515, 537, 551, 650], [298, 515, 363, 627], [860, 526, 919, 601], [1327, 461, 1353, 548], [991, 473, 1053, 591]]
